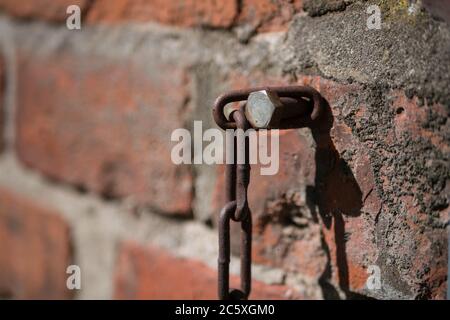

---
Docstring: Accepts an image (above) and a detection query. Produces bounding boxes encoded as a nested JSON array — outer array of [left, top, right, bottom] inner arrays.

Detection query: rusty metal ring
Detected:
[[213, 85, 323, 130]]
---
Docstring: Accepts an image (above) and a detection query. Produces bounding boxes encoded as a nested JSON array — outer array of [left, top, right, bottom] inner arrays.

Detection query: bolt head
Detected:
[[245, 90, 283, 129]]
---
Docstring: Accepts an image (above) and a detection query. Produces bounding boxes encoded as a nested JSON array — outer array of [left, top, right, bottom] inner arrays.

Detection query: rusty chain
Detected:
[[213, 86, 323, 300]]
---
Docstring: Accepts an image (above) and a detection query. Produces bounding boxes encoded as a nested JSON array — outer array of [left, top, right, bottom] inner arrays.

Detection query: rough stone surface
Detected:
[[303, 0, 350, 17], [0, 187, 73, 299], [284, 1, 450, 106]]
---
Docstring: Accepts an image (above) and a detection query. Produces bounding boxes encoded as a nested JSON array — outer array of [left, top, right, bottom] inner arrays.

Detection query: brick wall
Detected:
[[0, 0, 448, 299]]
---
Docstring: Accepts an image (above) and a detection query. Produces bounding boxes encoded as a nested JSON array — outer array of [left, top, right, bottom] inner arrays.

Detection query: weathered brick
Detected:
[[381, 90, 449, 299], [0, 187, 72, 299], [86, 0, 238, 28], [391, 90, 449, 152], [238, 0, 303, 32], [15, 51, 193, 215], [0, 0, 89, 22], [114, 242, 297, 299], [0, 0, 302, 33]]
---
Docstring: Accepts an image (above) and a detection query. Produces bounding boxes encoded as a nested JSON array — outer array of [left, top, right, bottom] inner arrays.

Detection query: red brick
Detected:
[[86, 0, 239, 28], [391, 90, 449, 152], [0, 0, 89, 22], [0, 187, 73, 299], [15, 52, 193, 215], [238, 0, 303, 32], [384, 91, 448, 299], [114, 242, 297, 299], [0, 0, 302, 32]]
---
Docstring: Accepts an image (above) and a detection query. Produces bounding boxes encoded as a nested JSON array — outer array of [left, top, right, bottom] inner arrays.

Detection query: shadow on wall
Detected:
[[305, 98, 370, 299]]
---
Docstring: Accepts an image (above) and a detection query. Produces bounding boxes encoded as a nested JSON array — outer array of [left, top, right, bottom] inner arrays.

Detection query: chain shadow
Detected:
[[305, 98, 369, 299]]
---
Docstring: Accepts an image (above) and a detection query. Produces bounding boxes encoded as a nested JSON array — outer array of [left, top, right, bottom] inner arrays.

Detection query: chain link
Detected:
[[218, 105, 252, 300]]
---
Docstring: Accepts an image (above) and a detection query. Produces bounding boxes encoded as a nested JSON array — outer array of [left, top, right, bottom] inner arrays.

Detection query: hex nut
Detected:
[[245, 90, 283, 129]]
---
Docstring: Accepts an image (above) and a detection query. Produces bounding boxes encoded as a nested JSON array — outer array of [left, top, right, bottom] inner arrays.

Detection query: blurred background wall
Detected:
[[0, 0, 448, 299]]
